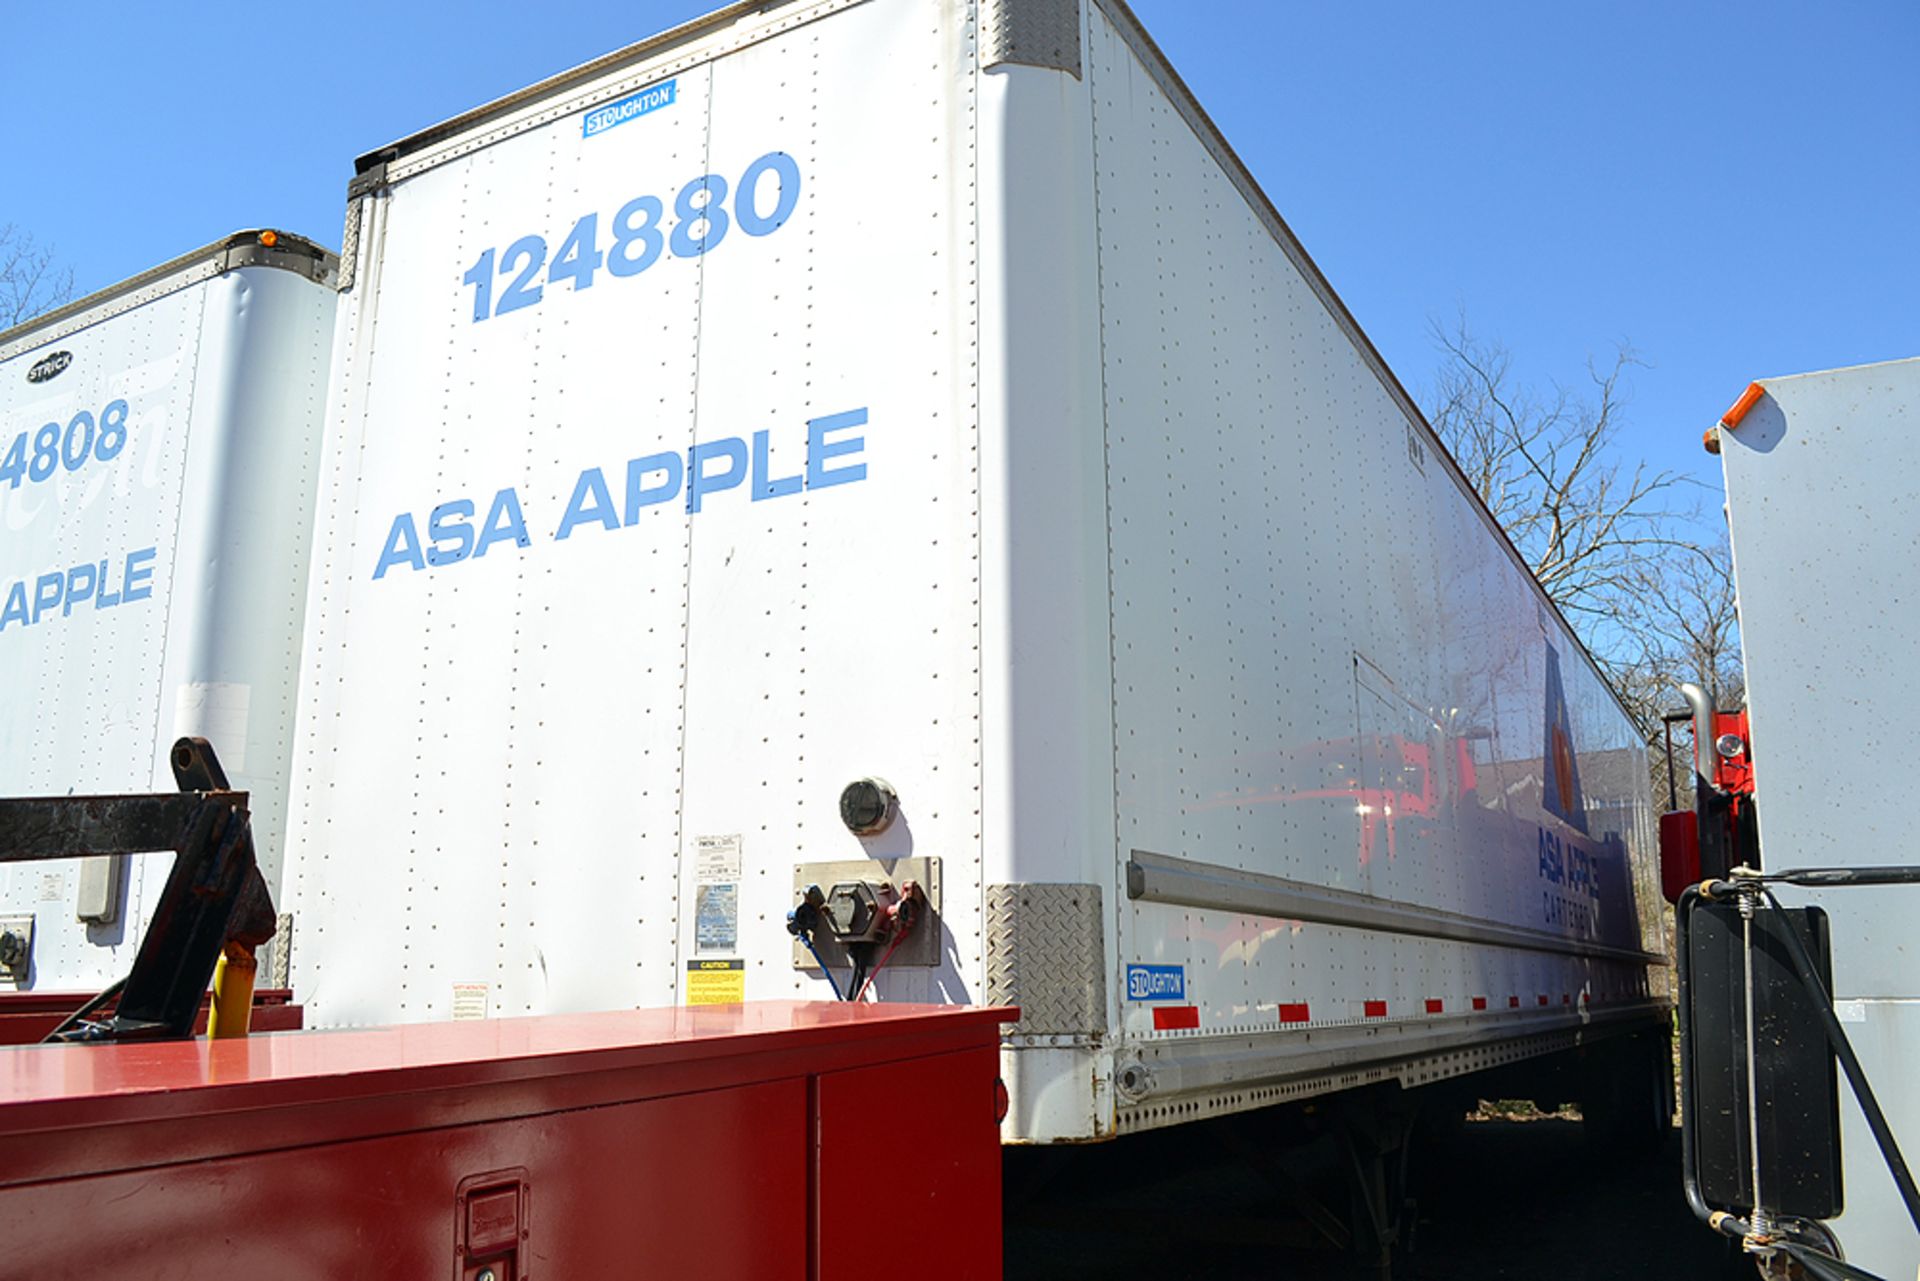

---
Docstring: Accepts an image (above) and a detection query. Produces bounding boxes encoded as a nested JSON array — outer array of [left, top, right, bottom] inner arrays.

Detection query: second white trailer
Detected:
[[279, 0, 1667, 1143], [0, 232, 337, 993]]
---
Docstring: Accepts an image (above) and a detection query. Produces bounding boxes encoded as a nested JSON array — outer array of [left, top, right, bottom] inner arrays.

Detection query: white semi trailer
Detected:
[[0, 232, 337, 992], [278, 0, 1669, 1173]]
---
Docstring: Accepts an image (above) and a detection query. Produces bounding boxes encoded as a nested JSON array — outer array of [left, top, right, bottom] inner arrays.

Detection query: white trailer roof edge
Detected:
[[0, 231, 338, 363], [349, 0, 837, 183], [338, 0, 1640, 734]]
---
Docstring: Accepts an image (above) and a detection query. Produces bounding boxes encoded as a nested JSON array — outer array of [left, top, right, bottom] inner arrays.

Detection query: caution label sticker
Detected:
[[686, 958, 745, 1005]]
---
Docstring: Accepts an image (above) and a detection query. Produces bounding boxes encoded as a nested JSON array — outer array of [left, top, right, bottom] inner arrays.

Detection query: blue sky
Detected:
[[3, 1, 1914, 505]]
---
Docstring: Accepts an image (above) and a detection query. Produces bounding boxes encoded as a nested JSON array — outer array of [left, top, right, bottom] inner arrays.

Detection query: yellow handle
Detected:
[[208, 942, 258, 1040]]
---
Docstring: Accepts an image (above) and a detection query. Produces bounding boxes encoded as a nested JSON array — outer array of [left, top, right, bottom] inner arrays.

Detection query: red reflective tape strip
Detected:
[[1509, 996, 1521, 1008], [1537, 995, 1550, 1006], [1424, 999, 1444, 1014], [1720, 381, 1766, 430], [1364, 1000, 1387, 1018], [1562, 994, 1571, 1005], [1153, 1005, 1199, 1030], [1472, 997, 1488, 1011], [1279, 1003, 1311, 1024]]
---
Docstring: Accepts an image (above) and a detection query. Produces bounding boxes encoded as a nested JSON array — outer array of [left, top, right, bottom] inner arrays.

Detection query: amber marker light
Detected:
[[1719, 381, 1765, 430], [258, 230, 280, 248]]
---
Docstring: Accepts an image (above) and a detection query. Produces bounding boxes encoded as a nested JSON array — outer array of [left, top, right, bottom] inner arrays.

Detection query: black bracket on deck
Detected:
[[0, 737, 277, 1041]]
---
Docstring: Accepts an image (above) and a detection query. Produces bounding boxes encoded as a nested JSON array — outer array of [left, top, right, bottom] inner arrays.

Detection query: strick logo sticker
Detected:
[[26, 351, 72, 383]]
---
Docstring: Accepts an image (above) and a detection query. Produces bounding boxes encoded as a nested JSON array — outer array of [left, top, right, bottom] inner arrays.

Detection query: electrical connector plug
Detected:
[[787, 884, 827, 939], [787, 885, 844, 1000], [877, 880, 926, 939]]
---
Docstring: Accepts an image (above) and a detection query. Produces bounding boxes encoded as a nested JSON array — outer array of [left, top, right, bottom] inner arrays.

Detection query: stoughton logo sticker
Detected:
[[25, 351, 72, 384], [582, 79, 678, 138], [1126, 964, 1186, 1002]]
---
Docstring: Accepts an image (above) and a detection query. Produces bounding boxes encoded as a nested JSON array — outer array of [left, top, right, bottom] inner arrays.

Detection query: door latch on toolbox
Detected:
[[456, 1169, 529, 1281]]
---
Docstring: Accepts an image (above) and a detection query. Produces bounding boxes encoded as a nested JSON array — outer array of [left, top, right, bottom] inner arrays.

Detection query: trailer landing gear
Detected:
[[1219, 1085, 1419, 1278], [1329, 1089, 1419, 1279]]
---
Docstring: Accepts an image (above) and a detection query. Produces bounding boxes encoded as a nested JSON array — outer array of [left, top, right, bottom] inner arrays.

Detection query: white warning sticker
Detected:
[[694, 834, 742, 882], [452, 982, 490, 1020]]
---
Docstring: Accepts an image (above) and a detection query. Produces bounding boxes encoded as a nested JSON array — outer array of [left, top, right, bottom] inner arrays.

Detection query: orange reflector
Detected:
[[1719, 381, 1765, 430], [258, 230, 280, 248], [1703, 428, 1721, 455]]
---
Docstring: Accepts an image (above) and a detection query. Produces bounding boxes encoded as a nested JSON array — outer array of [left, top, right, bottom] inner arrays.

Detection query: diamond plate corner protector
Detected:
[[981, 0, 1082, 78], [985, 882, 1105, 1036], [269, 912, 294, 989]]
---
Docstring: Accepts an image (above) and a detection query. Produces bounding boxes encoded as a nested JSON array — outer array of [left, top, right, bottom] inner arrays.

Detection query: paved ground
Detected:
[[1006, 1116, 1738, 1280], [1405, 1120, 1735, 1280]]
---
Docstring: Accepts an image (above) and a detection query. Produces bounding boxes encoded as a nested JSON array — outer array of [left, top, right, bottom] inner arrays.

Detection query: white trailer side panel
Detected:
[[982, 0, 1664, 1140], [0, 235, 336, 990], [1717, 357, 1920, 1278]]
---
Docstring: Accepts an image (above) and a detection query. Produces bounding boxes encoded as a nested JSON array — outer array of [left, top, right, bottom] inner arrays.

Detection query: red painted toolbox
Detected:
[[0, 1001, 1012, 1279]]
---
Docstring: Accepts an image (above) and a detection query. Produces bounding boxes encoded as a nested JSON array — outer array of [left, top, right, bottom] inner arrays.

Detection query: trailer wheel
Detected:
[[1580, 1029, 1673, 1160]]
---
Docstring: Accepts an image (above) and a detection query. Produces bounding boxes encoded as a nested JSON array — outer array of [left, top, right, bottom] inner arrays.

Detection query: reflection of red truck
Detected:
[[1193, 730, 1488, 867]]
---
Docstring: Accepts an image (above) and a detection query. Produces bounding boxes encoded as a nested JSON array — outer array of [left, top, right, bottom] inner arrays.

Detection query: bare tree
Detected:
[[1614, 536, 1745, 809], [1625, 539, 1743, 707], [1426, 315, 1692, 633], [1424, 316, 1743, 806], [0, 225, 76, 330]]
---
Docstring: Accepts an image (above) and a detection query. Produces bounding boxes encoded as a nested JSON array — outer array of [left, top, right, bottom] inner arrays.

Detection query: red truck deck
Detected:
[[0, 1001, 1011, 1279]]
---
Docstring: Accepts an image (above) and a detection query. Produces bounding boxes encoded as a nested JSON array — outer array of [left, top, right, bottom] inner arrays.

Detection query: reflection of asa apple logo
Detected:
[[26, 351, 72, 384], [1540, 642, 1589, 834], [1551, 726, 1576, 811]]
